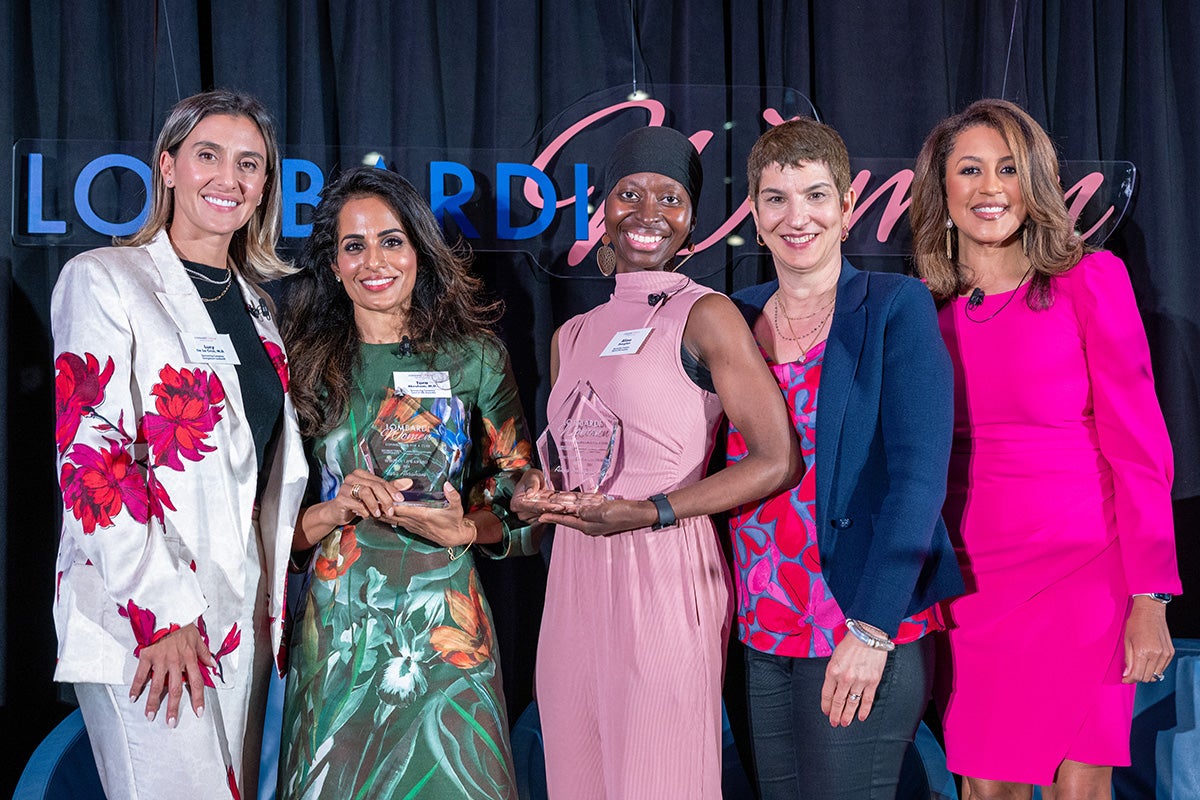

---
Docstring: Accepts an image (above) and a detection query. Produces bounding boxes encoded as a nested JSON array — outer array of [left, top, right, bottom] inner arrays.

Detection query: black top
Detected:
[[680, 343, 715, 392], [184, 260, 283, 496]]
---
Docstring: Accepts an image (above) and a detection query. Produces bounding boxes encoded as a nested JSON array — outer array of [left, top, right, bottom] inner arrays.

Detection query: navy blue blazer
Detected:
[[732, 260, 964, 635]]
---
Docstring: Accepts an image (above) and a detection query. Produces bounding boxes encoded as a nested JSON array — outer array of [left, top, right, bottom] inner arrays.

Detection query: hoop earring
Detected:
[[756, 232, 765, 247], [944, 218, 954, 260], [840, 225, 849, 243], [596, 234, 616, 276]]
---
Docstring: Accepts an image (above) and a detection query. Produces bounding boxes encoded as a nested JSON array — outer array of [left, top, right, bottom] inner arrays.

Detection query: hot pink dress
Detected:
[[536, 270, 730, 800], [938, 251, 1181, 783]]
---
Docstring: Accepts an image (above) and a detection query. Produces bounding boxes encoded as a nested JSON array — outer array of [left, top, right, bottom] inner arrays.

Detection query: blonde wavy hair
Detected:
[[120, 89, 292, 283]]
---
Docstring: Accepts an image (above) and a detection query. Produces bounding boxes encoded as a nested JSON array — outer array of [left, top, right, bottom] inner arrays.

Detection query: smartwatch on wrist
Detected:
[[649, 493, 676, 530]]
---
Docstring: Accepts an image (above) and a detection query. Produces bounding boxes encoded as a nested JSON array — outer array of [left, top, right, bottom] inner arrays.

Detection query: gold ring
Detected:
[[351, 484, 362, 500]]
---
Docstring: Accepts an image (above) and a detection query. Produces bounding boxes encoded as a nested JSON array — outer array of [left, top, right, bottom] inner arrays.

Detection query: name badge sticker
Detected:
[[179, 332, 240, 364], [394, 371, 453, 398], [599, 327, 653, 357]]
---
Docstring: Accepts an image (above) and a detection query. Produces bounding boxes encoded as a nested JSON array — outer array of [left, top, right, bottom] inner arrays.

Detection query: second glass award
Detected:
[[535, 380, 621, 498]]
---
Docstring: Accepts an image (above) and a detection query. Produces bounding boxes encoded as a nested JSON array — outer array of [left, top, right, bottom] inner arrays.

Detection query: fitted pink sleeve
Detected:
[[1072, 251, 1181, 594]]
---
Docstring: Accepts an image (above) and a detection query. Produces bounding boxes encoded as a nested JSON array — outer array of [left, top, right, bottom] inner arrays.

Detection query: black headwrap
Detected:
[[602, 126, 703, 211]]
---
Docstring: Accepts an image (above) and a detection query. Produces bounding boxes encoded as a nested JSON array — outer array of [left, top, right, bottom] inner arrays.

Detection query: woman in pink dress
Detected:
[[513, 126, 800, 799], [910, 98, 1181, 799]]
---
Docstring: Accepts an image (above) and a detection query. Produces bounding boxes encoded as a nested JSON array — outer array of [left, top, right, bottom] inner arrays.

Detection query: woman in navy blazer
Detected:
[[726, 118, 963, 800]]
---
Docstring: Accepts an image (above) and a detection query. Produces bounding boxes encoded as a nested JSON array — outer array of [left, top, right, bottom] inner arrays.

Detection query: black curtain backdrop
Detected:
[[4, 1, 1199, 792]]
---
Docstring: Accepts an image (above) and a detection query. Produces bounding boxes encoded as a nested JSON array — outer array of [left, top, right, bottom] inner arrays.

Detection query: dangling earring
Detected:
[[596, 234, 616, 276], [756, 232, 765, 247], [944, 218, 954, 260], [671, 240, 696, 273], [1022, 225, 1029, 255], [840, 225, 849, 243]]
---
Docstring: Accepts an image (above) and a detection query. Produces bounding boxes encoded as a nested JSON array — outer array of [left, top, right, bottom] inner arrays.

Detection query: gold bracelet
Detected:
[[447, 517, 478, 561]]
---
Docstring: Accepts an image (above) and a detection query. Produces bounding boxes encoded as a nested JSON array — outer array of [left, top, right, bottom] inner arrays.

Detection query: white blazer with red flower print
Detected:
[[51, 230, 308, 689]]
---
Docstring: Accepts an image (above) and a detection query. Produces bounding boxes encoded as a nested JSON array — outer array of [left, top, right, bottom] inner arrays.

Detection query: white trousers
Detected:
[[75, 532, 272, 799]]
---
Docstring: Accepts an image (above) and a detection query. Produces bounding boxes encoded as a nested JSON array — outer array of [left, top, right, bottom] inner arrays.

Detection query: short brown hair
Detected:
[[910, 98, 1083, 307], [747, 117, 852, 199]]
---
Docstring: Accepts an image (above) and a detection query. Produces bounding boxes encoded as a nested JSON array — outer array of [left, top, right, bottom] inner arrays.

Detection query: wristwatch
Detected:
[[648, 493, 676, 530], [1135, 592, 1173, 604]]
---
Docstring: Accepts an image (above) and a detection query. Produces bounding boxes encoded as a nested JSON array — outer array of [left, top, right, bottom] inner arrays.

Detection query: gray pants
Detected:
[[744, 636, 936, 800]]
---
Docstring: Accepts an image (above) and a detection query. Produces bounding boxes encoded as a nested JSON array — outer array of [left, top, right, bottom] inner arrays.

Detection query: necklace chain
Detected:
[[965, 263, 1035, 323], [184, 267, 234, 303], [183, 264, 232, 286], [777, 293, 835, 322], [772, 291, 835, 360]]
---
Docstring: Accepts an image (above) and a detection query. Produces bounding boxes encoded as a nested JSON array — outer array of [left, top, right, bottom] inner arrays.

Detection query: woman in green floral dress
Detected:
[[278, 166, 537, 799]]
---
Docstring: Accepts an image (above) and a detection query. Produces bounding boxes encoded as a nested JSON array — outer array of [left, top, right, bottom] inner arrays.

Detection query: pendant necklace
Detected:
[[772, 291, 835, 361]]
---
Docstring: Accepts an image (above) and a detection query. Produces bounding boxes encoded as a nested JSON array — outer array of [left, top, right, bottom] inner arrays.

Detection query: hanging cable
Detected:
[[627, 0, 649, 100], [1000, 0, 1020, 100], [160, 0, 182, 102], [630, 0, 637, 96]]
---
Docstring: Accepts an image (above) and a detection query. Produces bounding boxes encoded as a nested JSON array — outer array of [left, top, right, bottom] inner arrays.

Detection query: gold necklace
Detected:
[[777, 293, 835, 322], [772, 293, 835, 360]]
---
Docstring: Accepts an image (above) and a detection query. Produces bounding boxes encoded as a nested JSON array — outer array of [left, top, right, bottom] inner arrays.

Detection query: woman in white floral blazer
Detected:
[[50, 90, 307, 799]]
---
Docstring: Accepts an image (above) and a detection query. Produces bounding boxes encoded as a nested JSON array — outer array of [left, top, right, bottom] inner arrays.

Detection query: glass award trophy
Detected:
[[535, 380, 621, 503], [357, 390, 463, 507]]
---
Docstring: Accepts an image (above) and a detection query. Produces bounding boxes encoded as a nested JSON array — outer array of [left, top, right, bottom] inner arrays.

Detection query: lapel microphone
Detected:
[[246, 298, 271, 320], [647, 292, 668, 307], [396, 336, 414, 357], [966, 288, 985, 309]]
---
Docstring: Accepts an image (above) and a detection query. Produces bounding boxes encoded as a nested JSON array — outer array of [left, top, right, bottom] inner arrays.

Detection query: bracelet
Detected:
[[649, 493, 676, 530], [447, 518, 478, 561], [844, 618, 896, 652], [1133, 592, 1173, 604]]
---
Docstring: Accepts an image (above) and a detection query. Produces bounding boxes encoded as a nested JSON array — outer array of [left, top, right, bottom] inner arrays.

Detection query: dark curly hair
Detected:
[[282, 167, 502, 436]]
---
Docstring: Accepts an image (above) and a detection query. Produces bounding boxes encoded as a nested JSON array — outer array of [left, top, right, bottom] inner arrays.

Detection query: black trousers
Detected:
[[744, 636, 935, 800]]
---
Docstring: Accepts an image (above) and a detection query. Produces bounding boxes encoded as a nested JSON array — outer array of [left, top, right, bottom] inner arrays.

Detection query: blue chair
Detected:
[[510, 701, 549, 800], [12, 708, 105, 800], [898, 721, 959, 800], [1114, 638, 1200, 800]]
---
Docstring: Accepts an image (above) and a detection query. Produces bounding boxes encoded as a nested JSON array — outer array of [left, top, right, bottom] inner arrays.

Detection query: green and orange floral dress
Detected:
[[278, 338, 535, 800]]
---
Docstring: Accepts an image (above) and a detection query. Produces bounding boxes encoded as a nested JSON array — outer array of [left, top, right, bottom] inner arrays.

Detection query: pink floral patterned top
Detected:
[[727, 342, 943, 657]]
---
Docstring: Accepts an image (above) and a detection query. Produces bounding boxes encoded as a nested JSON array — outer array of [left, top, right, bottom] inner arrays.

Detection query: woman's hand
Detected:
[[1122, 596, 1174, 683], [385, 482, 478, 548], [332, 468, 410, 524], [510, 469, 558, 521], [129, 622, 215, 728], [538, 495, 656, 537], [294, 469, 412, 550], [820, 633, 888, 727]]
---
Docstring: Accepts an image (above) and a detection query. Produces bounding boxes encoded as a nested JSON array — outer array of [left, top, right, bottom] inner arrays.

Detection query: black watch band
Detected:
[[649, 493, 676, 530]]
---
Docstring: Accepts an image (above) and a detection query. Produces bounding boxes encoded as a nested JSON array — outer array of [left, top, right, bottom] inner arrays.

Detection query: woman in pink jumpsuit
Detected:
[[513, 126, 800, 799], [910, 99, 1181, 799]]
